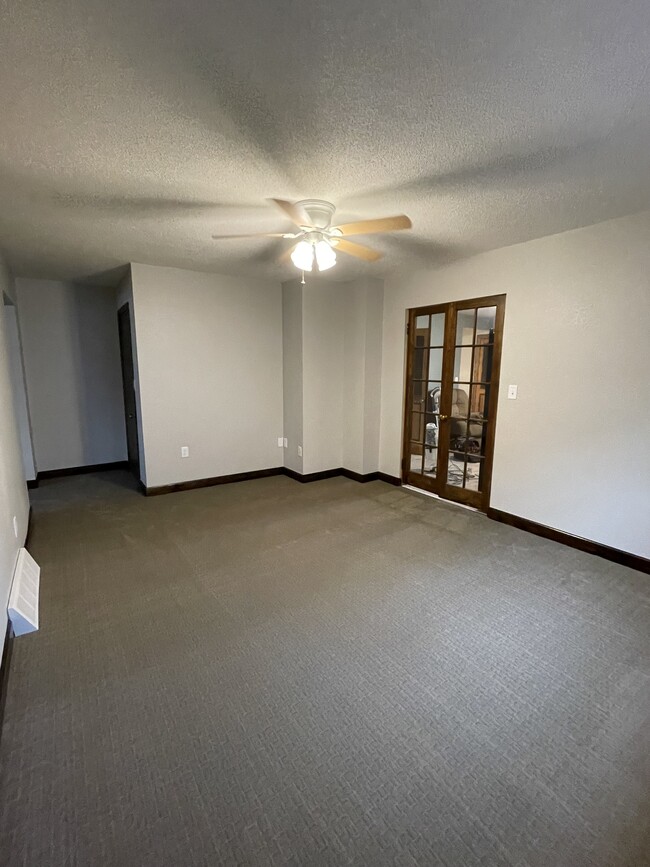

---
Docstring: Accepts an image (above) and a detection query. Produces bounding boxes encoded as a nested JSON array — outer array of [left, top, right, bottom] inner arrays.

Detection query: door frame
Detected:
[[401, 293, 506, 512]]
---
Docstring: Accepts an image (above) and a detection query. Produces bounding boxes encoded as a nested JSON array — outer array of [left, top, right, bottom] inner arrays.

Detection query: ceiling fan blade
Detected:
[[270, 198, 312, 228], [335, 238, 383, 262], [332, 215, 412, 236], [212, 232, 297, 240]]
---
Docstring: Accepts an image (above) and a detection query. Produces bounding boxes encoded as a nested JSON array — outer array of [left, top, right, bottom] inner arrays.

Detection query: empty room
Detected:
[[0, 1, 649, 865]]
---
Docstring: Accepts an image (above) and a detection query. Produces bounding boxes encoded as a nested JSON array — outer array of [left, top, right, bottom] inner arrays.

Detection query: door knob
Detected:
[[439, 414, 448, 420]]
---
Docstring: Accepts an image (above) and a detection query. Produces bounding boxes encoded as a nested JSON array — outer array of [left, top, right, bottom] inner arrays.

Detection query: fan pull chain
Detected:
[[300, 270, 306, 285]]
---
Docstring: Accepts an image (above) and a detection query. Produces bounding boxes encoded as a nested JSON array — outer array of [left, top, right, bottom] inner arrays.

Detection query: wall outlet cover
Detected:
[[507, 384, 518, 400], [181, 446, 190, 458], [277, 437, 283, 448], [283, 437, 288, 448], [298, 445, 303, 457]]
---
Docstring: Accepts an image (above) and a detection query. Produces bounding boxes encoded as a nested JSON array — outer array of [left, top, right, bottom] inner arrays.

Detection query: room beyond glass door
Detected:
[[402, 295, 505, 511]]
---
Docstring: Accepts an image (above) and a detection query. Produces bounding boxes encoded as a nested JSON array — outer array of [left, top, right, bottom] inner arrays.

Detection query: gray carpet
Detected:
[[1, 472, 649, 866]]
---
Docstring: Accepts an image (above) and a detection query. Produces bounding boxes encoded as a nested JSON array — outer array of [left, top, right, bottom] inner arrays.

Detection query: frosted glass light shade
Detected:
[[314, 240, 336, 271], [291, 240, 314, 271]]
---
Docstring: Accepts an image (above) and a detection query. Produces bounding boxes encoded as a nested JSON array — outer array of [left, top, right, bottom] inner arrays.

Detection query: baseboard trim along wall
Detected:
[[487, 507, 650, 575], [144, 467, 286, 496], [0, 621, 15, 745], [145, 467, 402, 494], [33, 461, 129, 485]]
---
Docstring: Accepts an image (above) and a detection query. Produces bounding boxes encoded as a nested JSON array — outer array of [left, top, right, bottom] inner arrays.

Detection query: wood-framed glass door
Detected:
[[402, 294, 506, 511]]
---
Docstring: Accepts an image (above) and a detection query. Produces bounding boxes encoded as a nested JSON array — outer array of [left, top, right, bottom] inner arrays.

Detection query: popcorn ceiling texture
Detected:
[[1, 0, 650, 283]]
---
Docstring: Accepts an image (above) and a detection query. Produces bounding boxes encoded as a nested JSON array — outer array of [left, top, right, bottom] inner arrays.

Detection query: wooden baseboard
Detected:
[[376, 472, 402, 486], [283, 467, 399, 485], [0, 620, 14, 746], [37, 461, 129, 481], [144, 467, 285, 496], [487, 508, 650, 575]]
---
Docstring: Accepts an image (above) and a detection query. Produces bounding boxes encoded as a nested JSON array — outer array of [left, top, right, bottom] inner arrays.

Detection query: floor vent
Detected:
[[8, 547, 40, 636]]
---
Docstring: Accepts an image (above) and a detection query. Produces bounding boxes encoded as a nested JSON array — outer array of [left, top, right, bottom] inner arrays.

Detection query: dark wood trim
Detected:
[[146, 466, 401, 493], [284, 467, 400, 485], [487, 508, 650, 575], [0, 620, 14, 746], [144, 467, 285, 496], [37, 461, 129, 481], [340, 468, 379, 483], [377, 472, 402, 486], [282, 467, 343, 484], [26, 479, 38, 489]]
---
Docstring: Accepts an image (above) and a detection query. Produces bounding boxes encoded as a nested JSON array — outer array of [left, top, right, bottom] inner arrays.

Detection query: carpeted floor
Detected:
[[0, 471, 649, 866]]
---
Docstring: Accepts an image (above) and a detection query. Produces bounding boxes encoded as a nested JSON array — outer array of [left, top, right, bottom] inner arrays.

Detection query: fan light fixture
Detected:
[[290, 236, 337, 273], [212, 199, 413, 275]]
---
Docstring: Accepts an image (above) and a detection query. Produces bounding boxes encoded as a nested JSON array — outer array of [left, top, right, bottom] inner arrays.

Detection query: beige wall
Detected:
[[0, 255, 30, 643], [130, 263, 284, 489], [282, 282, 304, 474], [380, 211, 650, 558], [16, 279, 126, 472]]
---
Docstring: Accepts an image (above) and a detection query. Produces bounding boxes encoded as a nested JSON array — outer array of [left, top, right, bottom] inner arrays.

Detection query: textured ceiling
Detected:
[[1, 0, 650, 284]]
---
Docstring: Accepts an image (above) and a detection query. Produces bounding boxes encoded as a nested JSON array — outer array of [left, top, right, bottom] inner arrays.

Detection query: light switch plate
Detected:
[[507, 384, 518, 400], [181, 446, 190, 457], [283, 437, 288, 448], [298, 445, 303, 457], [277, 437, 284, 448]]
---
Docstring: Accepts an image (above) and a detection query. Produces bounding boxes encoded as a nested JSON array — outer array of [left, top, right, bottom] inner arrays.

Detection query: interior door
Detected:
[[402, 295, 505, 511], [117, 304, 140, 477]]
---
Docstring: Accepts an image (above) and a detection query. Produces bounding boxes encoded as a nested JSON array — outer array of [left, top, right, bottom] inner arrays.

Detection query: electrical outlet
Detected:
[[507, 384, 518, 400], [12, 516, 18, 538], [283, 437, 288, 448], [277, 437, 283, 448], [181, 446, 190, 458], [298, 445, 303, 457]]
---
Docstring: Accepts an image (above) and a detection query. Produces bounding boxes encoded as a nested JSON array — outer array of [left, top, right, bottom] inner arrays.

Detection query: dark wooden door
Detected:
[[117, 304, 140, 477], [402, 295, 506, 512]]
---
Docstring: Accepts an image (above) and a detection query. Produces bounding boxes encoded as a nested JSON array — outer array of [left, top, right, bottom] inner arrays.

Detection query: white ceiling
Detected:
[[1, 0, 650, 284]]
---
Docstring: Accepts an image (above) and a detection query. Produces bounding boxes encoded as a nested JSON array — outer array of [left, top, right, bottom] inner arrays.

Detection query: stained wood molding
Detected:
[[487, 508, 650, 575]]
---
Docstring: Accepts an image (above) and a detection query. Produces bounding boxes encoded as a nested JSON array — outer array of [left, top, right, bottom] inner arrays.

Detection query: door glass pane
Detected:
[[453, 346, 473, 381], [455, 309, 475, 345], [426, 385, 441, 416], [410, 411, 424, 443], [428, 348, 443, 381], [415, 314, 429, 331], [411, 380, 426, 408], [409, 443, 424, 474], [476, 307, 497, 341], [447, 453, 466, 487], [470, 384, 488, 418], [424, 446, 438, 477], [430, 313, 445, 346]]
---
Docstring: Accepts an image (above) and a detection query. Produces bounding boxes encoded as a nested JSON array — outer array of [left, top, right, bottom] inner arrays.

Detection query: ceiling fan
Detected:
[[212, 199, 412, 273]]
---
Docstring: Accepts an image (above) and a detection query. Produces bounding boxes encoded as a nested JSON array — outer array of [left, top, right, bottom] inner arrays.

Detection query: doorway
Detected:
[[117, 304, 140, 478], [402, 294, 506, 511]]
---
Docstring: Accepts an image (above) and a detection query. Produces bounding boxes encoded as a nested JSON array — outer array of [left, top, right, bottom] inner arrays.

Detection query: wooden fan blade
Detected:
[[335, 238, 383, 262], [270, 198, 311, 228], [212, 232, 295, 239], [332, 215, 412, 236]]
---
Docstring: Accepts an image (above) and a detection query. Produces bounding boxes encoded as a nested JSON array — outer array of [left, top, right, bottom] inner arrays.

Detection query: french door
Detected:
[[402, 295, 506, 511]]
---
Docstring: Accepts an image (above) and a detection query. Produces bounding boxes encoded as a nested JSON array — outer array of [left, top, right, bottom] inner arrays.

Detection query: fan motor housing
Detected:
[[297, 199, 336, 229]]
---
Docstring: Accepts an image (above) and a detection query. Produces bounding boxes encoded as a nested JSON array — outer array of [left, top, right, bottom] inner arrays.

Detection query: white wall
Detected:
[[16, 279, 127, 472], [380, 210, 650, 558], [130, 263, 284, 489], [4, 304, 36, 480], [282, 276, 384, 477], [282, 282, 304, 474], [342, 278, 383, 476], [302, 280, 346, 475], [0, 255, 30, 643]]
